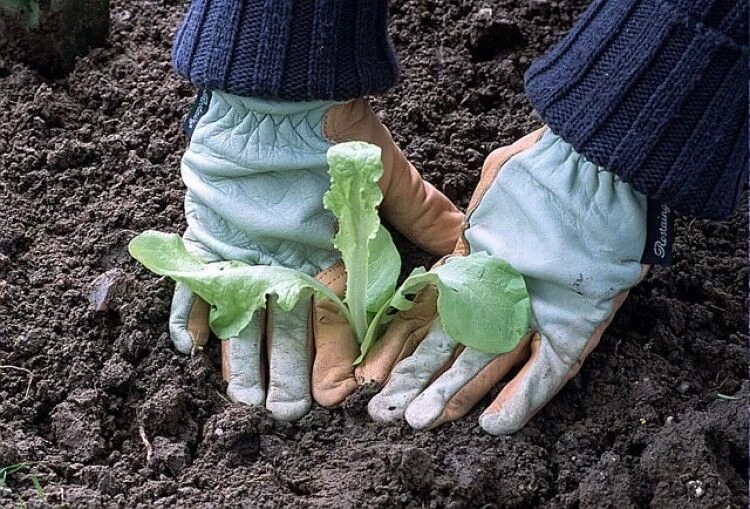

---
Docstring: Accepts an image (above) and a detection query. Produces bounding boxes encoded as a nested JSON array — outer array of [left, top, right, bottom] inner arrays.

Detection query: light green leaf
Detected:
[[357, 252, 530, 363], [366, 225, 401, 313], [128, 231, 349, 339], [423, 253, 530, 353], [323, 141, 386, 342]]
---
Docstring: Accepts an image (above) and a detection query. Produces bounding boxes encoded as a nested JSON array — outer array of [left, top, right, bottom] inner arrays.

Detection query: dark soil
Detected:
[[1, 0, 747, 507]]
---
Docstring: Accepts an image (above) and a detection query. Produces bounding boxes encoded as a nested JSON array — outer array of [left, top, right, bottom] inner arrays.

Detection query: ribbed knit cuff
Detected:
[[525, 0, 749, 219], [172, 0, 400, 101]]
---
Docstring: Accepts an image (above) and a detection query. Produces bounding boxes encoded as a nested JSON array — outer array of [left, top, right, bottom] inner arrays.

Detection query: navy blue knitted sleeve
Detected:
[[172, 0, 400, 101], [525, 0, 749, 219]]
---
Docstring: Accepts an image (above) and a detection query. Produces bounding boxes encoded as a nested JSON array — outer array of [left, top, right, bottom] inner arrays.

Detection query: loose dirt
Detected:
[[1, 0, 747, 507]]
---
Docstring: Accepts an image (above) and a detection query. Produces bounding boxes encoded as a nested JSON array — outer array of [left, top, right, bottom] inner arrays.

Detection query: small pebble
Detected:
[[89, 269, 130, 311]]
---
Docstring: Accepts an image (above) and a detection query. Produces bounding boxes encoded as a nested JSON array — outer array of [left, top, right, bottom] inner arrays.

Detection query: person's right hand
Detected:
[[169, 91, 463, 421]]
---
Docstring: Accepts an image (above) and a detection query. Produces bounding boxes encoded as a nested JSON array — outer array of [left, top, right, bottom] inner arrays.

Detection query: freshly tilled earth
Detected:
[[0, 0, 747, 507]]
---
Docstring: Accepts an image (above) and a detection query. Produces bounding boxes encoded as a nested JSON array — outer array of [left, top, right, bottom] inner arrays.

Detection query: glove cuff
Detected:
[[525, 0, 748, 219], [172, 0, 400, 101]]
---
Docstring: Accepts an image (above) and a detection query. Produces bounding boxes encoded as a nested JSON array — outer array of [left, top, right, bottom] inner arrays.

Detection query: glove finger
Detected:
[[480, 289, 636, 435], [223, 311, 266, 407], [265, 296, 312, 421], [169, 283, 210, 355], [404, 333, 533, 430], [367, 317, 459, 423], [479, 333, 572, 435], [355, 285, 438, 385], [311, 295, 359, 407]]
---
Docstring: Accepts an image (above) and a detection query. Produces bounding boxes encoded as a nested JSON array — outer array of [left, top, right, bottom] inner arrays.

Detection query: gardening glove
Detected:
[[169, 91, 463, 420], [356, 128, 650, 434]]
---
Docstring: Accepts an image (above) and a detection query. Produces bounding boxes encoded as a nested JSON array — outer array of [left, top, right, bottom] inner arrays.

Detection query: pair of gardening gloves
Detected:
[[172, 91, 647, 434]]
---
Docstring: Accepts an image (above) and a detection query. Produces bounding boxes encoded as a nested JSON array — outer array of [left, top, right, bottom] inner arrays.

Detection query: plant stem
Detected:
[[347, 241, 369, 343], [355, 301, 389, 364]]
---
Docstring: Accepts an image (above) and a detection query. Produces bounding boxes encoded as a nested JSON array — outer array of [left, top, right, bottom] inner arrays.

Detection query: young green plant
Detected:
[[322, 142, 401, 342], [129, 142, 532, 362]]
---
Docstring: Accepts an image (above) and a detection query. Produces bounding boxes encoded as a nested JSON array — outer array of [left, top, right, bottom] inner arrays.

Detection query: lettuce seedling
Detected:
[[322, 142, 401, 341], [129, 142, 531, 361]]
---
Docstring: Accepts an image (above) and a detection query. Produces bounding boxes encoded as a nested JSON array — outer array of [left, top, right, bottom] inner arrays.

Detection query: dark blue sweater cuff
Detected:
[[172, 0, 400, 101], [525, 0, 749, 219]]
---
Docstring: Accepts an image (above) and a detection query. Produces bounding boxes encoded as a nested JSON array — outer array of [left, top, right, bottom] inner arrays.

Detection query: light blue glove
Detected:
[[359, 128, 648, 434], [170, 92, 340, 420]]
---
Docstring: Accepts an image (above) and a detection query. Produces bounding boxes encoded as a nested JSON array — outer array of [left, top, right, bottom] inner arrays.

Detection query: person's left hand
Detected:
[[355, 128, 649, 434]]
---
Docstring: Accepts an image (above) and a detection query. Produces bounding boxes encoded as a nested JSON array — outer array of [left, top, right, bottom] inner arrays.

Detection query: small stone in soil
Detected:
[[677, 381, 691, 394], [89, 269, 131, 312]]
